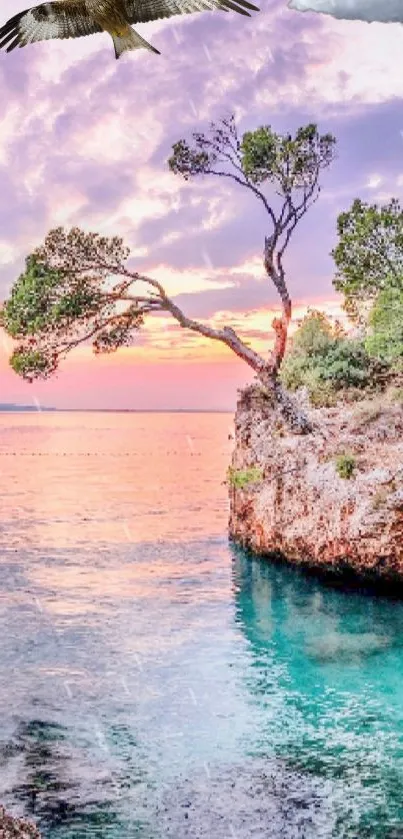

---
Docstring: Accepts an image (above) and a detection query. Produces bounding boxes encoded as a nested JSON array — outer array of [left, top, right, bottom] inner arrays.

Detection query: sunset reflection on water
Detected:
[[0, 411, 233, 549], [1, 411, 403, 839], [0, 411, 234, 624]]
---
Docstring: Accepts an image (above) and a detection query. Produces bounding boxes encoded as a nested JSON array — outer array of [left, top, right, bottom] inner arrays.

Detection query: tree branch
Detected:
[[37, 254, 270, 376], [204, 167, 278, 227], [126, 291, 269, 374]]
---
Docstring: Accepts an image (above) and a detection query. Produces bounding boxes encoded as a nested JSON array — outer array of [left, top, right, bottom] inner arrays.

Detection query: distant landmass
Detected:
[[0, 404, 231, 413], [0, 403, 57, 411], [58, 408, 233, 413]]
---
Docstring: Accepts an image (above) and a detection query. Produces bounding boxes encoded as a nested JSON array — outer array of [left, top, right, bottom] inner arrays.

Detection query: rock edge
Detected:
[[228, 384, 403, 589]]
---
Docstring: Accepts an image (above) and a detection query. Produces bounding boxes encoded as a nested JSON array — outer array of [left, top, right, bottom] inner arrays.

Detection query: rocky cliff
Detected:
[[228, 384, 403, 589], [0, 806, 40, 838]]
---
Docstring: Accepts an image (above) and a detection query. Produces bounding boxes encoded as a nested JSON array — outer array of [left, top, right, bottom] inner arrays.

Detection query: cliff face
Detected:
[[228, 384, 403, 587], [0, 807, 40, 838]]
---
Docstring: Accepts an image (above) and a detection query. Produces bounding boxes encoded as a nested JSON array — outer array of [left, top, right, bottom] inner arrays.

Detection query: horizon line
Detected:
[[0, 406, 234, 413]]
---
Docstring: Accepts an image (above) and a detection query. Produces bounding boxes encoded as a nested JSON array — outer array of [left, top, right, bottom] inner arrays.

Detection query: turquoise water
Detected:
[[0, 412, 402, 838]]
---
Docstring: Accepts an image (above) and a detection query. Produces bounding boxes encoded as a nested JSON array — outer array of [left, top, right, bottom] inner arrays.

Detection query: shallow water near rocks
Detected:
[[0, 411, 402, 838]]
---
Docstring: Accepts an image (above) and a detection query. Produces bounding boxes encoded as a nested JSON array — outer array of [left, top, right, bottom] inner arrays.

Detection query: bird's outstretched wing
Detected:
[[0, 0, 102, 52], [124, 0, 259, 25]]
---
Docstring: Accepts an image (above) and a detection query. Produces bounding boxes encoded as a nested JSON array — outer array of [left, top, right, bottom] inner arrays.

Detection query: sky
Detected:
[[0, 0, 403, 410]]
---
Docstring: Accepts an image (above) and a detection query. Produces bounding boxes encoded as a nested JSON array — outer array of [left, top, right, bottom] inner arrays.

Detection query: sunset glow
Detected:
[[0, 0, 402, 409]]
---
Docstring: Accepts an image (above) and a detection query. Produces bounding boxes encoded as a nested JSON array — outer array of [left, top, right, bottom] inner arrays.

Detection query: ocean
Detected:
[[0, 411, 402, 838]]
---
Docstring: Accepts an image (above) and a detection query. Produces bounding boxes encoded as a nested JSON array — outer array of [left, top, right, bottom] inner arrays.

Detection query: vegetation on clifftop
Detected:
[[334, 454, 356, 480], [280, 310, 390, 406], [227, 466, 264, 489], [280, 198, 403, 407]]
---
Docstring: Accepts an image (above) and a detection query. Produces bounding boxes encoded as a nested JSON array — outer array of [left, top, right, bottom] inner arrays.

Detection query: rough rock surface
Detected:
[[0, 807, 40, 838], [228, 384, 403, 588]]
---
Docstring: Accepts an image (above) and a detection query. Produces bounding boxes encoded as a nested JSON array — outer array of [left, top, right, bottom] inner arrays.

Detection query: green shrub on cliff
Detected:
[[335, 454, 356, 480], [298, 369, 338, 408], [314, 339, 376, 388], [227, 466, 263, 489], [280, 311, 336, 396], [280, 311, 380, 405]]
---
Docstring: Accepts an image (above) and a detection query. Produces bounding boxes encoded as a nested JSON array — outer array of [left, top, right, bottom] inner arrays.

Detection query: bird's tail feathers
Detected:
[[112, 26, 160, 58]]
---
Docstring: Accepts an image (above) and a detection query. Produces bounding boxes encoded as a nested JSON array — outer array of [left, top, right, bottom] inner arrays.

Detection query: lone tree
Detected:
[[170, 116, 336, 380], [1, 116, 336, 433]]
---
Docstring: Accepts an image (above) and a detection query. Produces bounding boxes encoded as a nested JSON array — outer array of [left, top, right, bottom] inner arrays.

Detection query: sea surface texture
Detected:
[[0, 411, 402, 839]]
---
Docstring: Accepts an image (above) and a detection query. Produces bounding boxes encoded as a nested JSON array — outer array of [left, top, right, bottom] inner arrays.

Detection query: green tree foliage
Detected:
[[240, 123, 336, 189], [332, 197, 403, 324], [280, 310, 385, 405], [365, 286, 403, 369], [288, 309, 344, 357], [2, 253, 104, 339], [314, 339, 375, 388], [169, 119, 336, 230], [0, 226, 275, 401], [0, 229, 146, 381]]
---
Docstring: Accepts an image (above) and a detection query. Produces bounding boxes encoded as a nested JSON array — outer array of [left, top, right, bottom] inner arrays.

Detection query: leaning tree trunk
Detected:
[[158, 278, 313, 435], [250, 355, 312, 434], [263, 236, 291, 373], [256, 238, 314, 434], [218, 327, 313, 435]]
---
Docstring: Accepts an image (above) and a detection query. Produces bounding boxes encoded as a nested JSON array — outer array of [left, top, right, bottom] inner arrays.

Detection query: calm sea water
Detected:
[[0, 411, 403, 839]]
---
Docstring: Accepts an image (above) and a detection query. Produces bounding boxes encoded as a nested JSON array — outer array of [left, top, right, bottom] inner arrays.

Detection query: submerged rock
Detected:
[[0, 806, 41, 838], [229, 384, 403, 588]]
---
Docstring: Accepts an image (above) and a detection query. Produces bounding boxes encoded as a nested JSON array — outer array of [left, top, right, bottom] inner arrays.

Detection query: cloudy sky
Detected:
[[0, 0, 402, 409]]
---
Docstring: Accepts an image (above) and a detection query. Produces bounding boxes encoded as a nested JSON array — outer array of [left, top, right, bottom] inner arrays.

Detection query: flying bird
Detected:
[[0, 0, 259, 60]]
